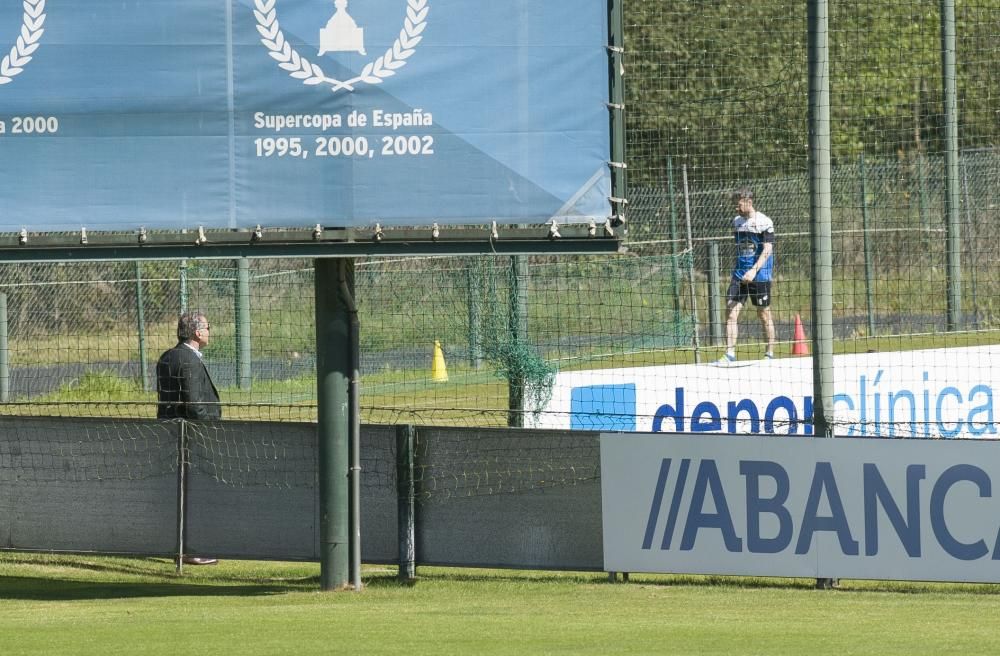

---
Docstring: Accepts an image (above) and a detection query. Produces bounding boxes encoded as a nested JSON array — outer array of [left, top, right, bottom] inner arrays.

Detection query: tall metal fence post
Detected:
[[666, 157, 682, 345], [508, 256, 529, 427], [341, 261, 362, 592], [467, 261, 482, 369], [809, 0, 834, 443], [916, 153, 930, 241], [315, 257, 352, 591], [607, 0, 626, 228], [135, 261, 149, 392], [396, 424, 416, 583], [175, 420, 188, 574], [960, 155, 978, 324], [708, 242, 722, 346], [0, 293, 8, 403], [236, 258, 252, 390], [808, 0, 837, 429], [810, 0, 836, 590], [859, 154, 876, 337], [681, 164, 701, 363], [179, 260, 189, 313], [940, 0, 962, 331]]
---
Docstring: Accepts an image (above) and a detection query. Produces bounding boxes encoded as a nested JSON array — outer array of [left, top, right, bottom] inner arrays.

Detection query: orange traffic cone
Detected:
[[431, 340, 449, 382], [792, 314, 809, 356]]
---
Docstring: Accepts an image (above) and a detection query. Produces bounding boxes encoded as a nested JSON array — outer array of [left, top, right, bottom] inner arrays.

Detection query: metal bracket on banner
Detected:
[[608, 195, 628, 228], [606, 44, 625, 76]]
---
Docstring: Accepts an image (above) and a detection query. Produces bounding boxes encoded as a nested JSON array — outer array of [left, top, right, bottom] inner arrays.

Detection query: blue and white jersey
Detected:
[[732, 212, 775, 281]]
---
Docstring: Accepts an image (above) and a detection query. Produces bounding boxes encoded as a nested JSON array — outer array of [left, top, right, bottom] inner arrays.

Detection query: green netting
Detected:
[[0, 253, 694, 425], [0, 1, 997, 436]]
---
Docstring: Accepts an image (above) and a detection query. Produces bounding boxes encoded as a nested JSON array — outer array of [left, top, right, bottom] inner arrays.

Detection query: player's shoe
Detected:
[[764, 352, 775, 360], [715, 353, 737, 364]]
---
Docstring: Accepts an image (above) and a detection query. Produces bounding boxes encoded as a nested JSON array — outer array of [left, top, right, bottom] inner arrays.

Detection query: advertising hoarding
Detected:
[[530, 346, 998, 440], [0, 1, 612, 234], [602, 432, 1000, 582]]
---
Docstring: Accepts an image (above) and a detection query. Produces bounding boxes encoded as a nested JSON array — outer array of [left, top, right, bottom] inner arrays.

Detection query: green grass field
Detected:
[[2, 554, 1000, 655]]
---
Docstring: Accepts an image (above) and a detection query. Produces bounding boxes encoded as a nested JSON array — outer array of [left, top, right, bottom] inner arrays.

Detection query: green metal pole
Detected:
[[135, 261, 149, 393], [175, 420, 188, 575], [681, 164, 700, 363], [708, 242, 722, 346], [917, 154, 930, 238], [236, 258, 252, 390], [467, 261, 482, 369], [607, 0, 626, 227], [859, 154, 875, 337], [179, 260, 189, 313], [396, 424, 416, 583], [666, 157, 682, 345], [667, 158, 679, 253], [961, 157, 978, 325], [337, 260, 362, 592], [0, 293, 8, 403], [809, 0, 834, 440], [508, 256, 529, 428], [940, 0, 961, 330], [315, 257, 351, 591]]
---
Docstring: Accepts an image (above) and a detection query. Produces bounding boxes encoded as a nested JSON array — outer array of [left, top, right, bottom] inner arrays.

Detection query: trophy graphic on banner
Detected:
[[319, 0, 366, 56]]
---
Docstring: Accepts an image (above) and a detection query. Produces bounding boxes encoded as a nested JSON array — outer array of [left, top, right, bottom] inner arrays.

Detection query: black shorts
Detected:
[[727, 279, 772, 308]]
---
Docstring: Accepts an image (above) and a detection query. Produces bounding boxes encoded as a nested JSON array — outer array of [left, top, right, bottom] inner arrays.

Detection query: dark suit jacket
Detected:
[[156, 342, 221, 420]]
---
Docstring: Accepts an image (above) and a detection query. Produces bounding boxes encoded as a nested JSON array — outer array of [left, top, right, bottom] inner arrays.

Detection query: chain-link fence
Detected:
[[0, 254, 693, 424], [1, 1, 998, 436], [630, 148, 1000, 336]]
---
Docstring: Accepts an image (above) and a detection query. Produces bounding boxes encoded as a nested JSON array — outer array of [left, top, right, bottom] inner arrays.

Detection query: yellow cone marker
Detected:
[[431, 340, 449, 382]]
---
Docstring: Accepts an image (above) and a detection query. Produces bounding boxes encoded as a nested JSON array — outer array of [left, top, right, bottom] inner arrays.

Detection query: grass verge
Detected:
[[2, 554, 1000, 656]]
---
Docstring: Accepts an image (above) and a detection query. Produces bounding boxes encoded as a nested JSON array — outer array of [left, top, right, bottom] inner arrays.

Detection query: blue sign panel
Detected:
[[0, 0, 611, 233], [571, 384, 636, 431]]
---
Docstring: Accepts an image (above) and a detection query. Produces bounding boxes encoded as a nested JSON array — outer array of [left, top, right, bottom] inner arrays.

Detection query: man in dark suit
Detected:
[[156, 311, 221, 566], [156, 312, 221, 421]]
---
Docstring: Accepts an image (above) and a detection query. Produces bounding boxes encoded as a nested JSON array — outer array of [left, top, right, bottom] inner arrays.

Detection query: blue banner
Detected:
[[0, 0, 611, 233]]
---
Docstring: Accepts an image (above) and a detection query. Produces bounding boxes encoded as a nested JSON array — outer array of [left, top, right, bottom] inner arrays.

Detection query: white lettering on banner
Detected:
[[0, 116, 60, 136], [253, 112, 343, 132], [601, 433, 1000, 582], [372, 109, 433, 130], [251, 109, 436, 160], [528, 345, 1000, 439]]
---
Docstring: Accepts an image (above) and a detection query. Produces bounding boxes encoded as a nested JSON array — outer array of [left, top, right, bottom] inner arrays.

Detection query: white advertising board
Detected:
[[601, 433, 1000, 582], [530, 345, 998, 439]]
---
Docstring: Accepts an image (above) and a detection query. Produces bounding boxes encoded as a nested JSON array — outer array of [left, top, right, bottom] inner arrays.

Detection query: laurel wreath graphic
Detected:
[[254, 0, 427, 93], [0, 0, 46, 85]]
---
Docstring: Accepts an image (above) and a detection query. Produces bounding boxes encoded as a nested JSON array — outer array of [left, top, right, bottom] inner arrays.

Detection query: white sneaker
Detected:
[[716, 353, 737, 364], [764, 352, 774, 360]]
